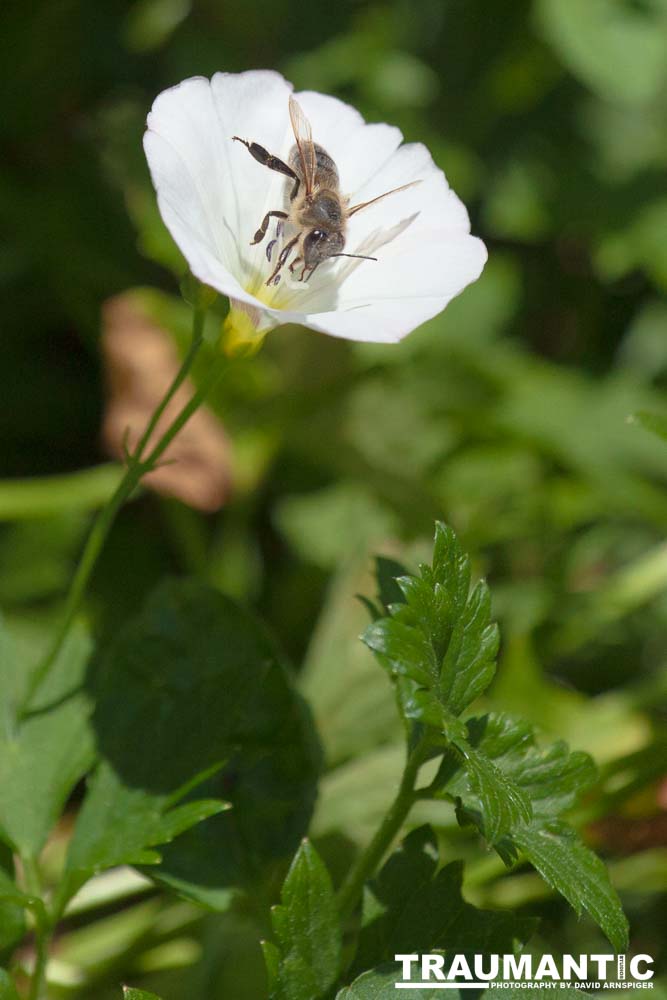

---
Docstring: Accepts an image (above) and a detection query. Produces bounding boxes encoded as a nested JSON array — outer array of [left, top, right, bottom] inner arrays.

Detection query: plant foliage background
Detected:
[[1, 0, 667, 997]]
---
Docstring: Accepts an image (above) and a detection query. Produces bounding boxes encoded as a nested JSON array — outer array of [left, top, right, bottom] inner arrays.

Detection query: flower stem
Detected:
[[20, 306, 218, 715], [133, 308, 208, 458], [336, 736, 428, 920]]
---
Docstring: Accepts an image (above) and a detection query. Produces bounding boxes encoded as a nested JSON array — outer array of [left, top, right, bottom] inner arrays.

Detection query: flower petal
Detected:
[[144, 70, 487, 345], [283, 141, 487, 340], [298, 234, 487, 343], [144, 71, 295, 309]]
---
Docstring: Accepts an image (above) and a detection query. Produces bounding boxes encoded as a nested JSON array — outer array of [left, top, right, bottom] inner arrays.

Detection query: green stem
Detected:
[[336, 737, 428, 920], [133, 309, 207, 459], [24, 858, 51, 1000], [28, 925, 49, 1000], [20, 307, 217, 715]]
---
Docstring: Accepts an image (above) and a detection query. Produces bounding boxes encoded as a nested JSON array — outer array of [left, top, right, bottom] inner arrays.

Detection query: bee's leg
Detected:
[[289, 255, 302, 274], [251, 210, 288, 246], [266, 233, 300, 286], [300, 261, 320, 282], [231, 138, 299, 200]]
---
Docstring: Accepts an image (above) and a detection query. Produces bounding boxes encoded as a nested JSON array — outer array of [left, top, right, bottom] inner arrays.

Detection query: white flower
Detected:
[[143, 70, 487, 346]]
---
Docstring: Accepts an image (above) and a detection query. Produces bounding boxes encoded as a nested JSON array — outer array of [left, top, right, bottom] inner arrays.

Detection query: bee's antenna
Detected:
[[331, 253, 378, 261]]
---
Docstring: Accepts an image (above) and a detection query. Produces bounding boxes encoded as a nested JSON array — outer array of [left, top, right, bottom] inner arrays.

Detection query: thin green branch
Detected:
[[20, 306, 220, 715], [336, 735, 429, 921]]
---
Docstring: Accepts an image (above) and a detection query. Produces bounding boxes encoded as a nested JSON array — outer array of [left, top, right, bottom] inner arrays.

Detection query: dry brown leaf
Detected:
[[101, 293, 232, 512]]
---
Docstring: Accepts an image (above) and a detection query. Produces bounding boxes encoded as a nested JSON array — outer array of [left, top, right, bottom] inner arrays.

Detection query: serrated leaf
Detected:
[[431, 523, 470, 615], [87, 580, 321, 909], [362, 524, 499, 732], [269, 839, 341, 1000], [461, 714, 597, 820], [261, 939, 281, 990], [458, 745, 532, 843], [0, 623, 94, 858], [513, 821, 629, 952], [441, 622, 499, 717], [61, 760, 227, 904], [396, 678, 447, 730], [354, 827, 534, 975], [0, 970, 20, 1000], [362, 620, 436, 688], [439, 712, 624, 947]]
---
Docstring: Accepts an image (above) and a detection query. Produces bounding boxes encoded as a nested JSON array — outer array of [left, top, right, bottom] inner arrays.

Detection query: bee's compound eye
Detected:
[[311, 229, 326, 241]]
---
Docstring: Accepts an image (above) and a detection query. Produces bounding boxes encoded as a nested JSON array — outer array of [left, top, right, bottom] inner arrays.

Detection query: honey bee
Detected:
[[232, 96, 419, 286]]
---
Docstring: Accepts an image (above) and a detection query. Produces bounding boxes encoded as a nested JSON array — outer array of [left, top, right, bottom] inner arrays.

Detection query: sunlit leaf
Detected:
[[0, 623, 94, 858], [268, 840, 341, 1000], [513, 822, 628, 953]]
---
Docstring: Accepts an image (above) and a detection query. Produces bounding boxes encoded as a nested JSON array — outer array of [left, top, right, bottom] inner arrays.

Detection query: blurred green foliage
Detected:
[[2, 0, 667, 996]]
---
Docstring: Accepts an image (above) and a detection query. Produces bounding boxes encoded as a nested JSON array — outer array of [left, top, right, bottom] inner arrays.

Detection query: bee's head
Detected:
[[303, 228, 345, 268]]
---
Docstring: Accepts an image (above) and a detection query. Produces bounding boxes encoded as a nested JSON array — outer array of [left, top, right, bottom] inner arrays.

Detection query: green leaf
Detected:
[[269, 839, 341, 1000], [485, 989, 589, 1000], [312, 743, 406, 845], [442, 714, 626, 950], [0, 622, 94, 858], [0, 865, 33, 910], [88, 580, 321, 909], [0, 970, 20, 1000], [62, 759, 228, 903], [448, 714, 597, 822], [338, 967, 595, 999], [0, 847, 26, 949], [438, 582, 499, 715], [337, 965, 445, 999], [122, 989, 163, 1000], [536, 0, 667, 106], [362, 523, 499, 728], [274, 483, 399, 571], [353, 826, 534, 975], [261, 939, 281, 991], [457, 744, 532, 843], [513, 821, 628, 953], [363, 620, 436, 688]]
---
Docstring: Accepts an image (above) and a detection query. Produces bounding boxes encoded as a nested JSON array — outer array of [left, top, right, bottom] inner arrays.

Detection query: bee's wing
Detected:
[[347, 180, 422, 217], [289, 95, 317, 198]]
